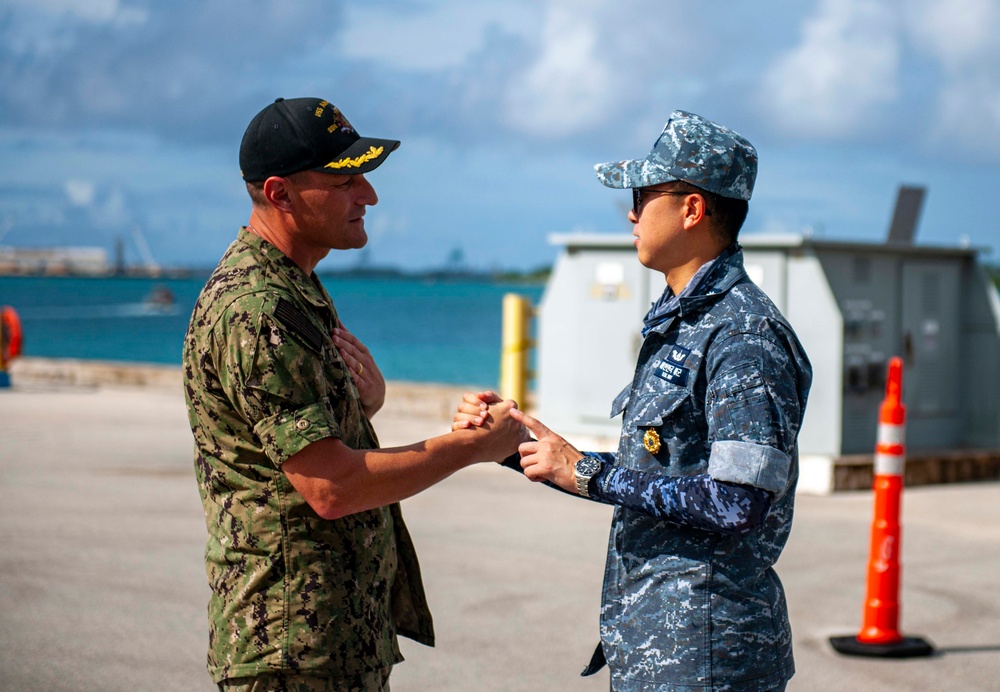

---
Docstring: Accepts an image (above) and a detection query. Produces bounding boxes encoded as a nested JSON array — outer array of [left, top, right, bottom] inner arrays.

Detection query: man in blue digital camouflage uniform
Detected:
[[455, 110, 812, 690]]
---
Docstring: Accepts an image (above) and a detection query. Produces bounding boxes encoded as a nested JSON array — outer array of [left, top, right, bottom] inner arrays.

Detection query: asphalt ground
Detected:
[[0, 378, 997, 691]]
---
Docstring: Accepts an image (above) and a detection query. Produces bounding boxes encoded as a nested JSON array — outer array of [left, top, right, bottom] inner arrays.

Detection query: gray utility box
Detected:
[[534, 233, 1000, 493]]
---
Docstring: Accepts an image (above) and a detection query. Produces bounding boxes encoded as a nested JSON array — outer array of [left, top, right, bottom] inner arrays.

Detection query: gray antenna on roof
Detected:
[[887, 185, 925, 245]]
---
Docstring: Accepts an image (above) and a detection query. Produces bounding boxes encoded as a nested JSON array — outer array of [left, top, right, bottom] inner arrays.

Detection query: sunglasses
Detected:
[[631, 188, 712, 217]]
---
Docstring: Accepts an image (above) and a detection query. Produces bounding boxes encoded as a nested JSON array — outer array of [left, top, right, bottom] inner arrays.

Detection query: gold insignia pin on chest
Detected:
[[643, 428, 662, 454]]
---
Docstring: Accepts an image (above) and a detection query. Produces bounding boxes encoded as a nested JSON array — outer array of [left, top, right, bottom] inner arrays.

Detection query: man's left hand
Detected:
[[334, 323, 385, 419], [509, 408, 583, 493]]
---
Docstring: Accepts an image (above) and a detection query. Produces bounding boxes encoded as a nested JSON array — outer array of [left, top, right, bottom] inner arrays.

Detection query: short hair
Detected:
[[669, 181, 749, 246], [246, 181, 267, 207]]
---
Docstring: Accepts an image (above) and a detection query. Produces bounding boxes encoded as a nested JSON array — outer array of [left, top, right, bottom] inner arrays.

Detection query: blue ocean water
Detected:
[[0, 274, 544, 387]]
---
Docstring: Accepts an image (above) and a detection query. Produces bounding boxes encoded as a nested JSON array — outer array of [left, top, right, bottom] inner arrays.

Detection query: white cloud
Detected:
[[64, 179, 96, 206], [905, 0, 1000, 158], [92, 187, 131, 229], [759, 0, 900, 138], [364, 211, 410, 241], [340, 2, 532, 71], [932, 75, 1000, 159], [503, 4, 612, 138], [905, 0, 998, 69], [7, 0, 148, 26]]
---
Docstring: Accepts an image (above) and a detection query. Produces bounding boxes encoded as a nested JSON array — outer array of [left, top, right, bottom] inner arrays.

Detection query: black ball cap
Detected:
[[239, 97, 400, 182]]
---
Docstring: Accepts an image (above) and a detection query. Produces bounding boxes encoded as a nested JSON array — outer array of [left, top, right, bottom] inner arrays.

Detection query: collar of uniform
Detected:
[[676, 243, 747, 316], [643, 256, 715, 334], [643, 244, 747, 335], [237, 227, 330, 309]]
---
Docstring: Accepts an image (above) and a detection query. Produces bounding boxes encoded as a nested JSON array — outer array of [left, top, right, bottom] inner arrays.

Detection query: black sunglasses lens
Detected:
[[632, 188, 640, 214]]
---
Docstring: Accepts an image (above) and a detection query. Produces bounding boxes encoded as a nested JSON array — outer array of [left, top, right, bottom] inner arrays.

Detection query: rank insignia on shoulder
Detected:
[[643, 428, 662, 454]]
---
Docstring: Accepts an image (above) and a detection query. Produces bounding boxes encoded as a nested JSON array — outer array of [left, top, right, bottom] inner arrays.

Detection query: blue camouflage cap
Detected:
[[594, 110, 757, 200]]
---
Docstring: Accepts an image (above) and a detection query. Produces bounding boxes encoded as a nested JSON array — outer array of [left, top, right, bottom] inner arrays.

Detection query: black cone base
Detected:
[[829, 635, 934, 658]]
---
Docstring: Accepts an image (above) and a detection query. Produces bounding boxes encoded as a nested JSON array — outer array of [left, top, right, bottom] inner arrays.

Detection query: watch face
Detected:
[[576, 457, 601, 476]]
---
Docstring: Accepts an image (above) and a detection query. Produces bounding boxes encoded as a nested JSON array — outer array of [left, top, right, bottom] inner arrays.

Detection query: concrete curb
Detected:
[[9, 357, 182, 390], [6, 356, 472, 422]]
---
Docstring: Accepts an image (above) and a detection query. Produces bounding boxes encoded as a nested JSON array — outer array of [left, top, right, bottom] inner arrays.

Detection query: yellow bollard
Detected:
[[499, 293, 534, 407]]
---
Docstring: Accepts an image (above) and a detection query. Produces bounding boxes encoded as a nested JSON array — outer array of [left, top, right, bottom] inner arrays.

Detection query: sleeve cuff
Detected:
[[708, 440, 791, 496], [253, 398, 342, 467], [500, 452, 523, 473]]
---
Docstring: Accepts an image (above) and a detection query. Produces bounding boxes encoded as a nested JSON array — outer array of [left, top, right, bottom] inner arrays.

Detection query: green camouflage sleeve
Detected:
[[212, 293, 343, 467]]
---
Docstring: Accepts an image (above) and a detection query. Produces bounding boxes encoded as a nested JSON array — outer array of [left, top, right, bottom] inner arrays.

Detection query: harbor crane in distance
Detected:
[[129, 225, 162, 277]]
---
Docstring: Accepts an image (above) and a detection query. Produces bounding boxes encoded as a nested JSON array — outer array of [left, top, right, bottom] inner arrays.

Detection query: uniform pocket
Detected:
[[631, 389, 689, 429], [709, 365, 777, 445], [612, 557, 712, 683], [626, 389, 695, 469]]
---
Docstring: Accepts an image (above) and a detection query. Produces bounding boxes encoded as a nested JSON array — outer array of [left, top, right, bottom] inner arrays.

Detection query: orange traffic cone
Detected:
[[0, 305, 23, 389], [830, 357, 933, 657]]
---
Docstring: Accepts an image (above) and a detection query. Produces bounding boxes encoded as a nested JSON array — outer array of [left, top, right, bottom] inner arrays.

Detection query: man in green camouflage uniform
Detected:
[[183, 97, 524, 691]]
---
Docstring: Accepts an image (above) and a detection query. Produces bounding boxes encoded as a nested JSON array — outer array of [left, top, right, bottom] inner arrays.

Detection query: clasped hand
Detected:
[[453, 391, 584, 493]]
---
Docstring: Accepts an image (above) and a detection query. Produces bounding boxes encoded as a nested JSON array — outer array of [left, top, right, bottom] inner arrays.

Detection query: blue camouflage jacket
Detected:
[[599, 244, 811, 691]]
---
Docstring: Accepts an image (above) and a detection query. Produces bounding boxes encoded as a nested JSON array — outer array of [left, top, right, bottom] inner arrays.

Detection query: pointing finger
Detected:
[[509, 407, 552, 439]]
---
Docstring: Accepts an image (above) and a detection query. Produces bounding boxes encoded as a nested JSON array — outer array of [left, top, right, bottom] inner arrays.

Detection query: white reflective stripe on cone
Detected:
[[877, 423, 905, 447], [875, 452, 906, 477]]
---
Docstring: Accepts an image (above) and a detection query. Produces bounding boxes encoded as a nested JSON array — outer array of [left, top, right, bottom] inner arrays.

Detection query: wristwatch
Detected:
[[574, 456, 603, 498]]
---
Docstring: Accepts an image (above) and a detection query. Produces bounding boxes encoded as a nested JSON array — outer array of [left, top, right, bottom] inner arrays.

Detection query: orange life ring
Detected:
[[1, 306, 23, 363]]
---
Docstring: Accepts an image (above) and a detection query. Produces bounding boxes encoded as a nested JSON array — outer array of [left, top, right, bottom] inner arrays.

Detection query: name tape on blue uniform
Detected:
[[654, 359, 689, 386]]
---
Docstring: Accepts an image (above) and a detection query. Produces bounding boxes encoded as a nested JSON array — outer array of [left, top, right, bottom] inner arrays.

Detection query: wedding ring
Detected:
[[356, 362, 364, 376]]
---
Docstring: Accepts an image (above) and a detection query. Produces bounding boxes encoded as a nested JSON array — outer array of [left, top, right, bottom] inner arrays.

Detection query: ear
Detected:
[[681, 193, 709, 230], [262, 176, 294, 212]]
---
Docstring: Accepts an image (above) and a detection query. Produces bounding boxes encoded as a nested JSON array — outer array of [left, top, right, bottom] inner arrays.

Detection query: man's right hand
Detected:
[[467, 398, 526, 462], [456, 394, 529, 462]]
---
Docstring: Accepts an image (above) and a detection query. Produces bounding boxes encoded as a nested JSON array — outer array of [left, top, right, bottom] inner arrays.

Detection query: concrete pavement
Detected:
[[0, 373, 997, 691]]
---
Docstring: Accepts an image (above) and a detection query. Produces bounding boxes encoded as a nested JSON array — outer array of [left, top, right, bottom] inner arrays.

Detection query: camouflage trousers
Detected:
[[218, 668, 391, 692]]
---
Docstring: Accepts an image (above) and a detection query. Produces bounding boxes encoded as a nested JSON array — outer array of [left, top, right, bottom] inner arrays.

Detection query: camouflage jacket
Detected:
[[182, 229, 433, 684], [600, 245, 811, 690]]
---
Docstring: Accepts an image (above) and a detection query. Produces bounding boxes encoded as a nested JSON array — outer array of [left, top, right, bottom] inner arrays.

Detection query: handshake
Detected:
[[450, 390, 584, 494]]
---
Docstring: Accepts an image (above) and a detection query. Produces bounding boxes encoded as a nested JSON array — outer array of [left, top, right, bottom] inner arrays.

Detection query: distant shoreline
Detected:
[[0, 265, 552, 283]]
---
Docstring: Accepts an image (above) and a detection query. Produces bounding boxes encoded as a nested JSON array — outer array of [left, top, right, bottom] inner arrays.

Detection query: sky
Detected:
[[2, 0, 1000, 272]]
